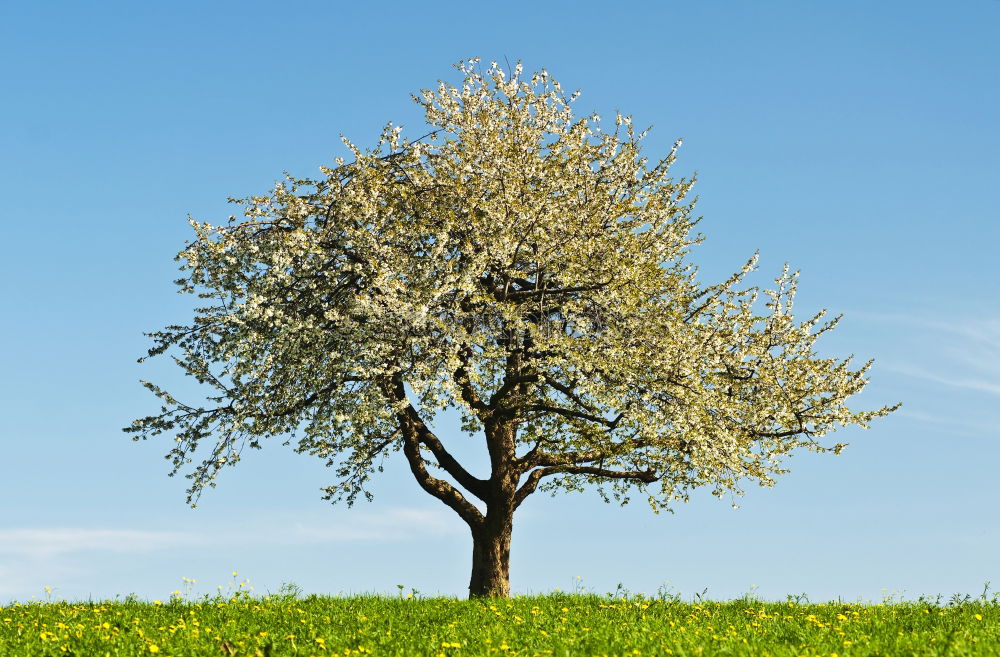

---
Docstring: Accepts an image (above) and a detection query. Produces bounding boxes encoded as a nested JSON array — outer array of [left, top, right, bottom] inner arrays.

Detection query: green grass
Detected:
[[3, 591, 998, 656]]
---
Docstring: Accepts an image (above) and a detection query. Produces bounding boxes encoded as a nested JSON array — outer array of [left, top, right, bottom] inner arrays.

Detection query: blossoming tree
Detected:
[[126, 60, 898, 598]]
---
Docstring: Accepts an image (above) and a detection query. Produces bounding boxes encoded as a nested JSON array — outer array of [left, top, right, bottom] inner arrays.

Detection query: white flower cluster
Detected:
[[128, 60, 897, 517]]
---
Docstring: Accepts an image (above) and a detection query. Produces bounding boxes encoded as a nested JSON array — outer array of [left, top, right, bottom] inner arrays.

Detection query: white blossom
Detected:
[[127, 60, 897, 531]]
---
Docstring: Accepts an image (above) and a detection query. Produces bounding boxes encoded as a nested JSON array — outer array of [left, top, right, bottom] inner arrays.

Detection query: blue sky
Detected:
[[2, 0, 998, 603]]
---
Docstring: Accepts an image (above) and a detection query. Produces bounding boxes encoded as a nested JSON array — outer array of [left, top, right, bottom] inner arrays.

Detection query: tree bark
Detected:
[[468, 511, 513, 598]]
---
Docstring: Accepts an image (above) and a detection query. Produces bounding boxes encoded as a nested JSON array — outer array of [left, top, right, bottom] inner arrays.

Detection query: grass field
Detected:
[[3, 588, 998, 656]]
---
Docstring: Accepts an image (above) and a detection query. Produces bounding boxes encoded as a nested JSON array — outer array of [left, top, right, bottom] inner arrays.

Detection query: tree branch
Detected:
[[273, 375, 364, 420], [517, 446, 607, 470], [453, 344, 489, 414], [488, 372, 540, 407], [412, 419, 490, 501], [504, 281, 613, 300], [383, 374, 490, 505], [540, 373, 599, 414], [521, 404, 621, 428], [398, 425, 484, 529], [514, 464, 658, 508]]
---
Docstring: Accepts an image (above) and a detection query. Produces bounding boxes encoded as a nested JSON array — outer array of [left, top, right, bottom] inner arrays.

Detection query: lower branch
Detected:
[[400, 430, 485, 530], [513, 464, 658, 508], [379, 374, 485, 530]]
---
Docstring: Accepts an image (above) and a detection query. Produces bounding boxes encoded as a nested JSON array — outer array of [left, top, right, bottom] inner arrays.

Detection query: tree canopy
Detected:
[[126, 60, 898, 597]]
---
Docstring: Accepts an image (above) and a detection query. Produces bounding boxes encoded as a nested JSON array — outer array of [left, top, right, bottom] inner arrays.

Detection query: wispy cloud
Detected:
[[0, 528, 202, 558], [850, 310, 1000, 398], [0, 506, 464, 600], [284, 507, 462, 543], [0, 529, 203, 600], [848, 311, 1000, 344], [889, 365, 1000, 397], [895, 408, 998, 438], [0, 507, 460, 560]]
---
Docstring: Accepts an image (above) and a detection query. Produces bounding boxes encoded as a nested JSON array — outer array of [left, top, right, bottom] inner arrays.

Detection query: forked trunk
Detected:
[[468, 515, 513, 598]]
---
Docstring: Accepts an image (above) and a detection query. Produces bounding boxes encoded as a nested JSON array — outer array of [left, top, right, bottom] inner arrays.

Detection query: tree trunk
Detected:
[[468, 513, 513, 598]]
